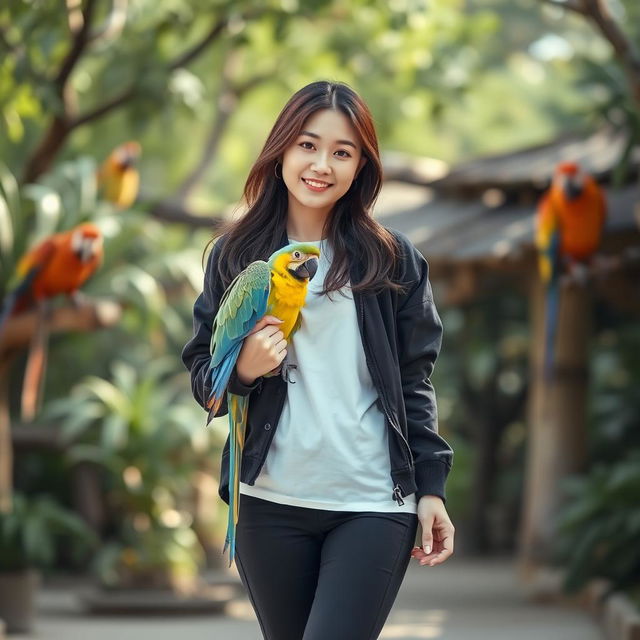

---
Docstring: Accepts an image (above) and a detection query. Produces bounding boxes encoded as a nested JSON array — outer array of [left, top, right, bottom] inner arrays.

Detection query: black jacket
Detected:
[[181, 226, 453, 507]]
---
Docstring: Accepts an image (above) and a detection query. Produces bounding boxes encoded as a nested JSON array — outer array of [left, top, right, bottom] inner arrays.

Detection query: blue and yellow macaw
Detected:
[[206, 242, 320, 567], [535, 162, 607, 379]]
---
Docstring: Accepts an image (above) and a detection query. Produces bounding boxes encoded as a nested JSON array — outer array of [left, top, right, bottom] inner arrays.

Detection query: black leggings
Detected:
[[234, 492, 419, 640]]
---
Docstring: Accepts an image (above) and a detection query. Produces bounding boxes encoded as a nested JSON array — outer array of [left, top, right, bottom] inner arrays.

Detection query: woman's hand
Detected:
[[411, 495, 455, 566], [235, 315, 288, 384]]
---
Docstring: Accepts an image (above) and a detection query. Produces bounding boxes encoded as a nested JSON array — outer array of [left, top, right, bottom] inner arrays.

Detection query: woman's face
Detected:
[[281, 108, 367, 219]]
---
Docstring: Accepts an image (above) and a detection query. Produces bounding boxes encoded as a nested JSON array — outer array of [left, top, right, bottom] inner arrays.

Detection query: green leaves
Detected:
[[39, 354, 212, 587], [554, 451, 640, 593], [0, 493, 98, 571]]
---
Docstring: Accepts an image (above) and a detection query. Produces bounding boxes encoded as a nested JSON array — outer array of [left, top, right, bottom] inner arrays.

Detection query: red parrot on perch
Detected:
[[0, 222, 104, 420], [534, 162, 607, 379], [97, 141, 141, 209]]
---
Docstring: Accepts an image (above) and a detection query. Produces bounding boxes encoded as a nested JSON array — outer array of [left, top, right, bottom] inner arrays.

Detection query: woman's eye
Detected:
[[299, 142, 351, 158]]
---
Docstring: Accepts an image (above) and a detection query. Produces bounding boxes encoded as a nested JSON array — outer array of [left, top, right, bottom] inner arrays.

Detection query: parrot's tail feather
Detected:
[[224, 393, 249, 570], [0, 291, 18, 339], [207, 342, 243, 411], [543, 279, 560, 381]]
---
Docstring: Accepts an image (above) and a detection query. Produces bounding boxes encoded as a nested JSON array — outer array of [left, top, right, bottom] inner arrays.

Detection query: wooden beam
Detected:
[[0, 298, 121, 355]]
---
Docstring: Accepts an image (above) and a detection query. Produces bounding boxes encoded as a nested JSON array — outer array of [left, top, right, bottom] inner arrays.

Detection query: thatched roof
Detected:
[[375, 128, 640, 272]]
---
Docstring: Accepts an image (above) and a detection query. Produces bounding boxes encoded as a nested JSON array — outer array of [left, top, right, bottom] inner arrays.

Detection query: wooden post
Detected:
[[0, 354, 17, 514], [518, 274, 591, 572]]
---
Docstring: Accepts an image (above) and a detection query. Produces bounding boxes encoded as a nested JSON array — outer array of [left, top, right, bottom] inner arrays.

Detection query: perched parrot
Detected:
[[534, 162, 607, 379], [96, 141, 141, 209], [0, 222, 104, 419], [207, 242, 320, 567]]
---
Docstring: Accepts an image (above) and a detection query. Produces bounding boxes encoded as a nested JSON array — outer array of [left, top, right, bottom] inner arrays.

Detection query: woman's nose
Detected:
[[311, 153, 331, 174]]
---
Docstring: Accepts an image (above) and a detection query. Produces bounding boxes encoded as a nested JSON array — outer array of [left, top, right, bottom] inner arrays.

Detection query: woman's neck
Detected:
[[286, 204, 331, 242], [286, 223, 327, 242]]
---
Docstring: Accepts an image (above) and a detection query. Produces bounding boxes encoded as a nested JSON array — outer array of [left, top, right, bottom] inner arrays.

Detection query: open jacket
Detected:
[[181, 226, 454, 507]]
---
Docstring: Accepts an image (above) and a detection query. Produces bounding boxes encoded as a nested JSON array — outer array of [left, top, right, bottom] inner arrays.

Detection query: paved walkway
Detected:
[[10, 556, 602, 640]]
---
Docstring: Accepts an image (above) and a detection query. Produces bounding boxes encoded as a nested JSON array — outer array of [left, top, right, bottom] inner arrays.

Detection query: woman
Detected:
[[182, 80, 455, 640]]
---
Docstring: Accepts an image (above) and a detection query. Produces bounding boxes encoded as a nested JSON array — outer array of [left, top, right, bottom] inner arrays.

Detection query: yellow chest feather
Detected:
[[267, 271, 309, 338]]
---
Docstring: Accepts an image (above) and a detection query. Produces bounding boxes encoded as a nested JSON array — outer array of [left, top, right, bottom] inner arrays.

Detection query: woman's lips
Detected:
[[301, 177, 332, 192]]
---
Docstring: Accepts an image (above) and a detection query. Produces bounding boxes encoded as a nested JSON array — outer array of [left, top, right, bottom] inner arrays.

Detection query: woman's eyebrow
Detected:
[[300, 130, 357, 150]]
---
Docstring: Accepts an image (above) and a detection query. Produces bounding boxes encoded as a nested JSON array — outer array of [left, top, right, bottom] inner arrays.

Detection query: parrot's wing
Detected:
[[535, 195, 560, 283], [291, 310, 303, 336], [9, 238, 57, 289], [210, 260, 271, 368]]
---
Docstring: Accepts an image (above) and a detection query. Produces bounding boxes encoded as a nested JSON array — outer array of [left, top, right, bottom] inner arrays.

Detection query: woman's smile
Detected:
[[301, 177, 333, 192]]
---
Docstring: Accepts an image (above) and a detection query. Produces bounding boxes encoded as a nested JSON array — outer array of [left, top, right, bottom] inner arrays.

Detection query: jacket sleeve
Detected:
[[396, 239, 453, 503], [181, 237, 262, 420]]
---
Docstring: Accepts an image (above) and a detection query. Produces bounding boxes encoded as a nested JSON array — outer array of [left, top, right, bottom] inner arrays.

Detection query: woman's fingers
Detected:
[[411, 520, 455, 566]]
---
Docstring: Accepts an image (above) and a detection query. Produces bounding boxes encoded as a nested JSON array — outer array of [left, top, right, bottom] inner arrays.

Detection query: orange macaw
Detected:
[[534, 162, 607, 378], [97, 141, 141, 209], [0, 222, 104, 419]]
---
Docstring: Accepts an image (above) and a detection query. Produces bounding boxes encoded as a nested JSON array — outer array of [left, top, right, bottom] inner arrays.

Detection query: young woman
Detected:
[[182, 80, 455, 640]]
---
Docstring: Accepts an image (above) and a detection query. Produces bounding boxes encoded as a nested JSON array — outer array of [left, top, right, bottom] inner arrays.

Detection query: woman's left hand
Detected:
[[411, 495, 455, 566]]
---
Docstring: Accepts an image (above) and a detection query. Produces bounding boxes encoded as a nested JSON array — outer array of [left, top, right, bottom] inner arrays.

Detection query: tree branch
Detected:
[[72, 15, 228, 129], [56, 0, 98, 91], [143, 197, 228, 229], [582, 0, 640, 103], [540, 0, 640, 106], [72, 86, 136, 128], [87, 0, 129, 45], [176, 52, 271, 202], [540, 0, 588, 15]]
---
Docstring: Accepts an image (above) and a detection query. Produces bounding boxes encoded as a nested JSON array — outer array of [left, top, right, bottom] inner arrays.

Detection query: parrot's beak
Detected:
[[564, 179, 583, 201], [290, 257, 319, 281]]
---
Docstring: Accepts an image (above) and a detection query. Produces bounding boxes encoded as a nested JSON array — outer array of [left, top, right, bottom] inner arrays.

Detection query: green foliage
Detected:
[[3, 0, 623, 200], [588, 320, 640, 461], [554, 451, 640, 593], [1, 146, 218, 580], [41, 356, 212, 585], [551, 316, 640, 596], [93, 526, 204, 588], [0, 492, 98, 573]]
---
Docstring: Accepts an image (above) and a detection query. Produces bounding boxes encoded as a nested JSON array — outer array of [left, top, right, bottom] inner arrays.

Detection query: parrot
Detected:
[[0, 222, 104, 419], [207, 241, 320, 567], [96, 141, 141, 209], [534, 162, 607, 379]]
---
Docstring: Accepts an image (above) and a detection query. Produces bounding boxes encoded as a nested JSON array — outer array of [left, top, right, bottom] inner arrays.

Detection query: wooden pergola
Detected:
[[376, 126, 640, 572]]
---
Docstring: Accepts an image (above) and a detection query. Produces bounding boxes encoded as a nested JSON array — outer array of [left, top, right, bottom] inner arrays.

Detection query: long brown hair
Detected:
[[204, 80, 404, 295]]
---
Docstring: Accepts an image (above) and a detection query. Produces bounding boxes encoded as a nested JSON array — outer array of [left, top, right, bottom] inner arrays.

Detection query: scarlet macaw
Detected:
[[0, 222, 104, 419], [534, 162, 607, 379], [207, 242, 320, 567], [97, 141, 141, 209]]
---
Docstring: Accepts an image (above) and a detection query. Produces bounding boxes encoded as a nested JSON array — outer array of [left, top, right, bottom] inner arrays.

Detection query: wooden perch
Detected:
[[0, 298, 122, 356]]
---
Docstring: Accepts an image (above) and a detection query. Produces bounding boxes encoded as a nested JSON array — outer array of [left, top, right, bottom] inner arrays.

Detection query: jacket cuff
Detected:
[[227, 366, 262, 396], [414, 459, 450, 504]]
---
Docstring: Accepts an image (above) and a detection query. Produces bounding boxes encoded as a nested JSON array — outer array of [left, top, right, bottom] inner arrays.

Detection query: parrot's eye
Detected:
[[293, 251, 301, 259]]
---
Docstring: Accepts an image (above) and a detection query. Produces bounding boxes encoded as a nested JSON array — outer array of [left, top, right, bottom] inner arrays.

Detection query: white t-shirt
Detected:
[[239, 237, 417, 513]]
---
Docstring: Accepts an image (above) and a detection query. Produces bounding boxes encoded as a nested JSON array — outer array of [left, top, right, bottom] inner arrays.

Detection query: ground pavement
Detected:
[[10, 556, 602, 640]]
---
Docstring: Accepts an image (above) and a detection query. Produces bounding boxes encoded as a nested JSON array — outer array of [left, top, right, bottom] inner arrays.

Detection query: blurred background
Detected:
[[0, 1, 639, 639]]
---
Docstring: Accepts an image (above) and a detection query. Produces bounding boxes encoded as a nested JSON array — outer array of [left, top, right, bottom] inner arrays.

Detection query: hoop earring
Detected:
[[274, 162, 282, 179]]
